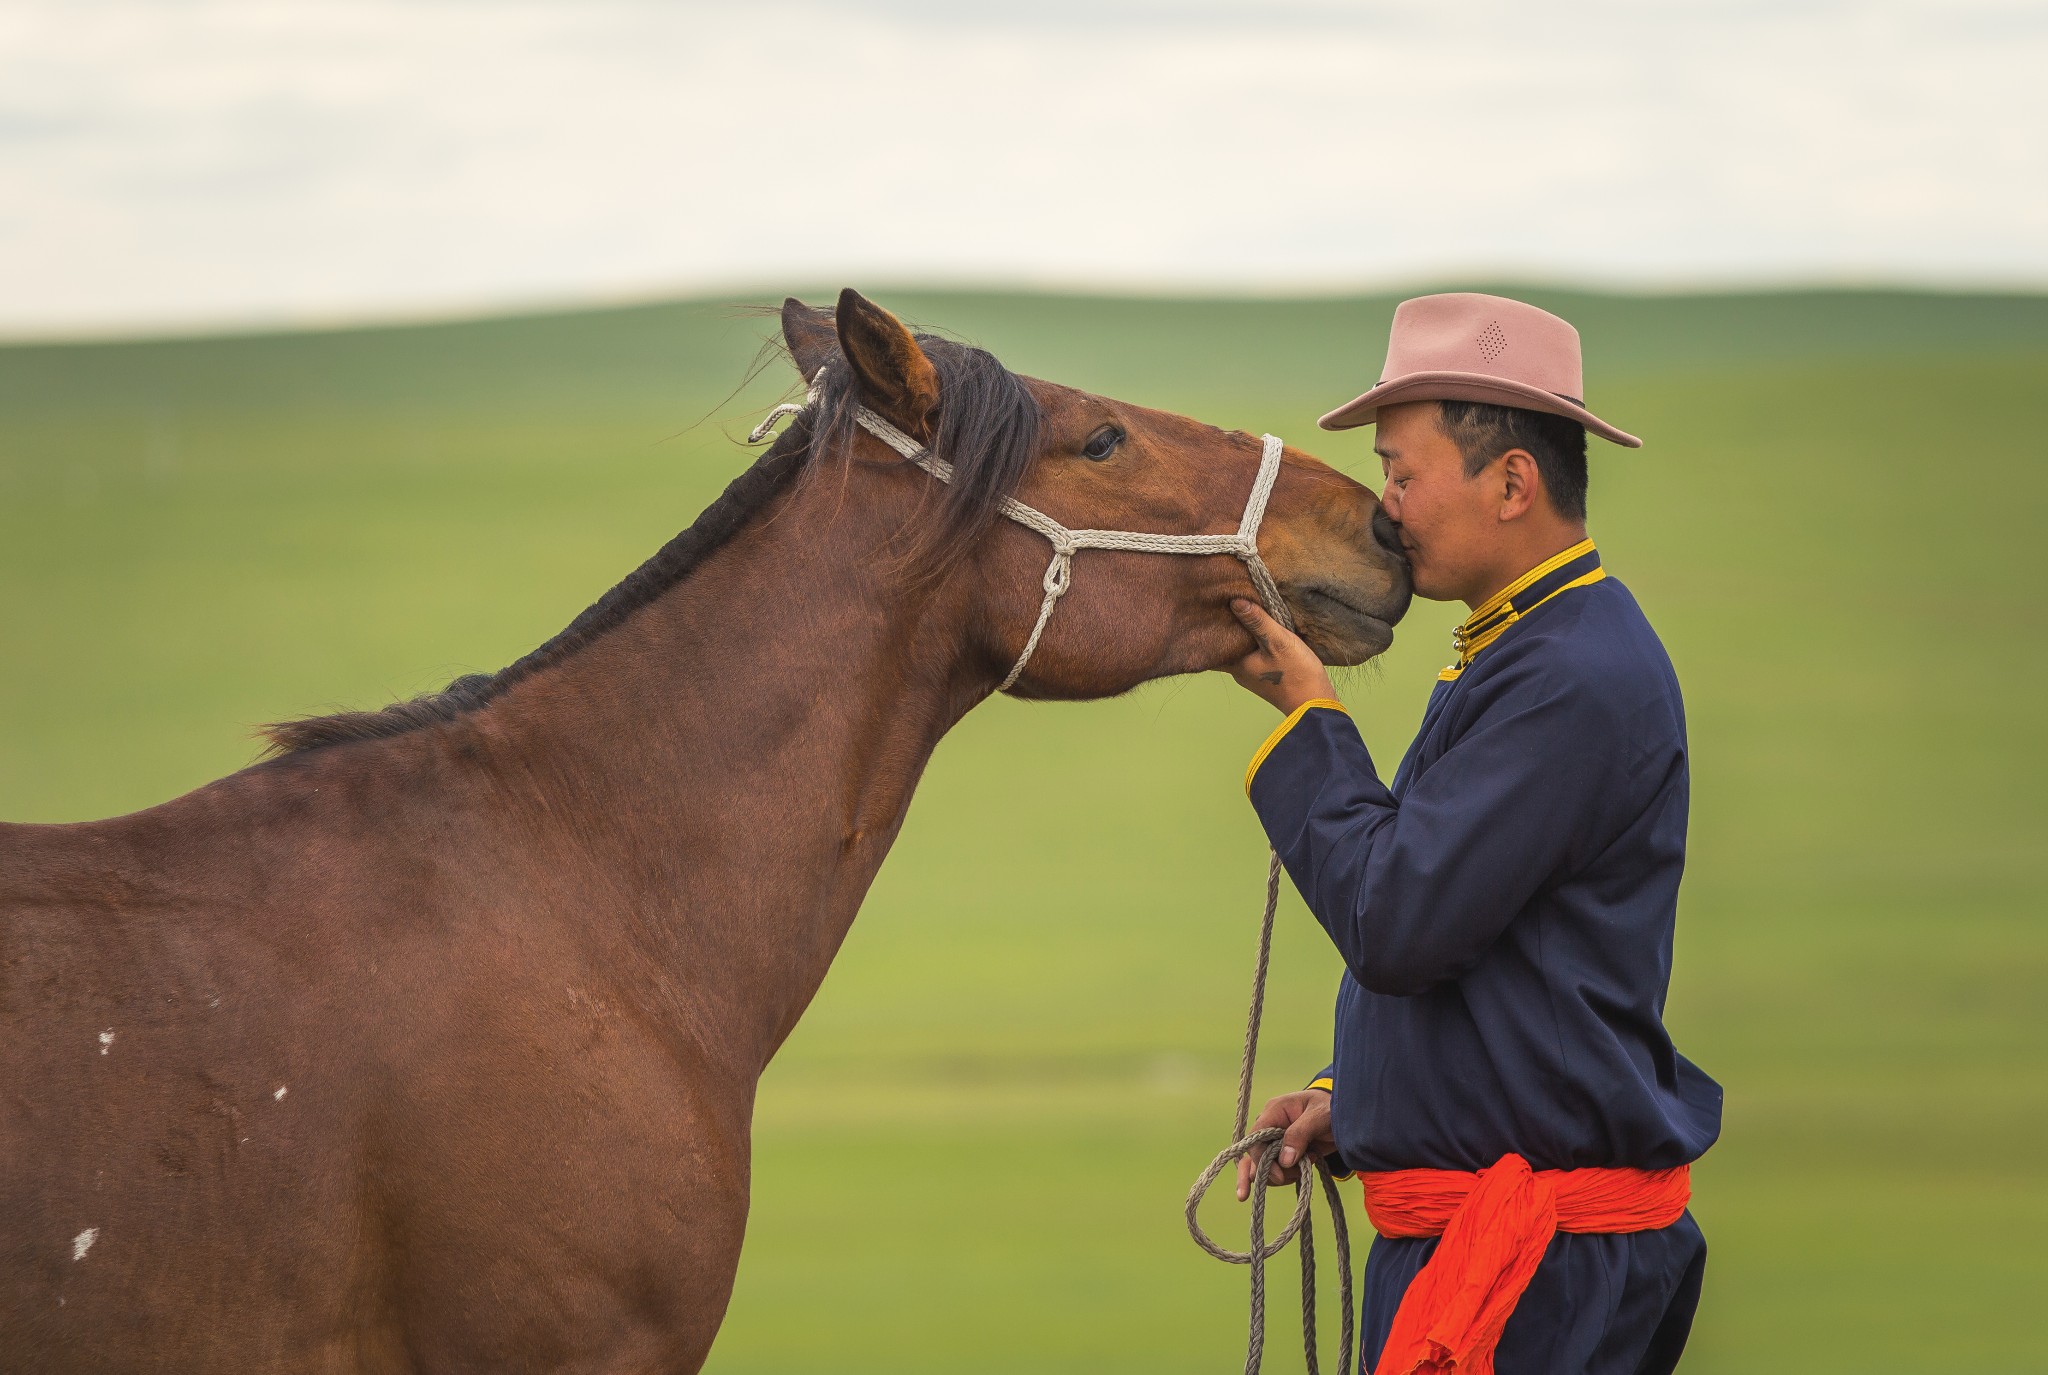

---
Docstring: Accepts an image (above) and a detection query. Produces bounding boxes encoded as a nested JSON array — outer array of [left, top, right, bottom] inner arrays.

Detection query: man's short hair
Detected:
[[1434, 400, 1589, 521]]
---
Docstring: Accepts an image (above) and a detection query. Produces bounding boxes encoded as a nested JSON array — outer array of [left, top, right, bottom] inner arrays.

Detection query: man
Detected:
[[1223, 294, 1722, 1374]]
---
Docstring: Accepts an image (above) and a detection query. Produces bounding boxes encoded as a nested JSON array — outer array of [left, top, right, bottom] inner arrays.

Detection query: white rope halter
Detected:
[[747, 374, 1297, 692]]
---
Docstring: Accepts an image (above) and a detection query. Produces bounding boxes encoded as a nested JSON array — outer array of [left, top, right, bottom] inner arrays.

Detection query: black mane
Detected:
[[262, 326, 1042, 755]]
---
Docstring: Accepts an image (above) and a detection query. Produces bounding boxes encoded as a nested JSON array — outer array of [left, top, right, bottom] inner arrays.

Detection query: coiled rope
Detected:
[[1183, 849, 1354, 1375]]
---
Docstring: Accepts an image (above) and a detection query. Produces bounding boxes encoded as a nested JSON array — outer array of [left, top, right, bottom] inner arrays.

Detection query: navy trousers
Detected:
[[1359, 1212, 1707, 1375]]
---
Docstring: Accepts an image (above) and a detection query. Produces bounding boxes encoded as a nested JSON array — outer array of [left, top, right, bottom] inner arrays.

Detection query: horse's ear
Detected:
[[835, 288, 940, 440], [780, 297, 837, 379]]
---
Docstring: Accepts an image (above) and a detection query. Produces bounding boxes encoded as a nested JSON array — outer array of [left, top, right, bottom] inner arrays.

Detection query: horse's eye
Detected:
[[1081, 425, 1124, 461]]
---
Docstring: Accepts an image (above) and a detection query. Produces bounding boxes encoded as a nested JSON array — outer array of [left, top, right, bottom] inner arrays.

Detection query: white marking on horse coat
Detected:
[[97, 1031, 114, 1055], [273, 1086, 287, 1100], [71, 1229, 97, 1261]]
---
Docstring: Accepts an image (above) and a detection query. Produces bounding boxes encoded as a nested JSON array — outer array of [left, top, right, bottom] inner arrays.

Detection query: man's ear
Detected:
[[781, 297, 837, 380], [1497, 448, 1540, 522], [835, 288, 940, 440]]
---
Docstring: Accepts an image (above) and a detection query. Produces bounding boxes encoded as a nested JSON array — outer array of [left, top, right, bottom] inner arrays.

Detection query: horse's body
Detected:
[[0, 294, 1408, 1372]]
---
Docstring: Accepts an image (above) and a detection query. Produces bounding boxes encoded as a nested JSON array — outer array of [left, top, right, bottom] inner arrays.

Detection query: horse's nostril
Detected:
[[1371, 508, 1406, 561]]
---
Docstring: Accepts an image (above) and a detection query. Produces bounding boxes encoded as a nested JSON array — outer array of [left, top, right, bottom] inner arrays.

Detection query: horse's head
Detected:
[[778, 290, 1411, 700]]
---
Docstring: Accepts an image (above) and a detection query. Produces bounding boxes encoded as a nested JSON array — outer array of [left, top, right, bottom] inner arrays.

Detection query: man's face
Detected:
[[1373, 401, 1501, 605]]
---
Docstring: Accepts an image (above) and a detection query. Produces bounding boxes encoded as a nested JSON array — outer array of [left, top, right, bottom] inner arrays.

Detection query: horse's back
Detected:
[[0, 798, 396, 1369], [0, 801, 286, 1069], [0, 783, 748, 1372]]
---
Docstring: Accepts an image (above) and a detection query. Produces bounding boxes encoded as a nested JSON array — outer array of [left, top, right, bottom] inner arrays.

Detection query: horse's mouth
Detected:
[[1294, 583, 1402, 662]]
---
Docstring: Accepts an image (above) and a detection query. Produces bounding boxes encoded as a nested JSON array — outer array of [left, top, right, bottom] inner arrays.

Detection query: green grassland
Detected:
[[3, 288, 2044, 1370]]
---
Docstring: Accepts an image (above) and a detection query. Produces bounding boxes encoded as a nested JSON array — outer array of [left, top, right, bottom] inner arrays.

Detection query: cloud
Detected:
[[0, 0, 2042, 334]]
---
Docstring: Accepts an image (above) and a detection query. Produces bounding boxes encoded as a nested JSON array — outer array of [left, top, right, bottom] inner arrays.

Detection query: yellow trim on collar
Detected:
[[1244, 698, 1348, 794], [1467, 538, 1596, 627], [1306, 1076, 1335, 1093], [1439, 540, 1602, 681]]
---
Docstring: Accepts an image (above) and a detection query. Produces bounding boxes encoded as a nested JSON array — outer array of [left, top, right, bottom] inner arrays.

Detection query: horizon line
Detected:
[[6, 270, 2046, 350]]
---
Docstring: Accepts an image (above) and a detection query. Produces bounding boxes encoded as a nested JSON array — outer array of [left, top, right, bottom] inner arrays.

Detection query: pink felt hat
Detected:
[[1318, 293, 1641, 448]]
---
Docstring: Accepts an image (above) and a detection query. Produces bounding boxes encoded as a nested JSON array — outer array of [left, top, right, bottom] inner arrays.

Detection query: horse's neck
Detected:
[[480, 464, 988, 1079]]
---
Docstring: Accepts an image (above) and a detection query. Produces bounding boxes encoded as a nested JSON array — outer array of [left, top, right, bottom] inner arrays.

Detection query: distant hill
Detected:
[[3, 286, 2041, 428]]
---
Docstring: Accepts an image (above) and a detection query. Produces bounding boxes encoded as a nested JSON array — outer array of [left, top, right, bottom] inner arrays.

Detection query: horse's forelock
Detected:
[[805, 331, 1043, 582]]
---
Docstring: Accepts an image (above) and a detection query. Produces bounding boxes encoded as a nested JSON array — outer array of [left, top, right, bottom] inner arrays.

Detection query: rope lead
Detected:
[[1184, 849, 1354, 1375]]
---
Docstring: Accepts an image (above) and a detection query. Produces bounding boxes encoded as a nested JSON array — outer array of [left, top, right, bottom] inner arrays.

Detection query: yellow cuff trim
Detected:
[[1306, 1077, 1335, 1093], [1244, 698, 1348, 795]]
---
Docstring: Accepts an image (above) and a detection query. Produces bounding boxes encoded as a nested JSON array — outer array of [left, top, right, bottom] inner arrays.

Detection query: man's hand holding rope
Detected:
[[1236, 1087, 1337, 1201]]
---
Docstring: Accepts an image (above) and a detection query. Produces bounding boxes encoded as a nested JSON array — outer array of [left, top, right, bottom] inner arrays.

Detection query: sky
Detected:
[[2, 0, 2043, 336]]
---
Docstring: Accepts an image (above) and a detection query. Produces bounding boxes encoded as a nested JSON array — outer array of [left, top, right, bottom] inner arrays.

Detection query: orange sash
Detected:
[[1360, 1154, 1691, 1375]]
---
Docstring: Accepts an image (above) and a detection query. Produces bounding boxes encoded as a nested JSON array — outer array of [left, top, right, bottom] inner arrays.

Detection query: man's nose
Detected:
[[1378, 481, 1403, 523]]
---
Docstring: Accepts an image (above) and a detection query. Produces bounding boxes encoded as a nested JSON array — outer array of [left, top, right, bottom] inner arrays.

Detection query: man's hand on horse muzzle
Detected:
[[1226, 598, 1337, 715]]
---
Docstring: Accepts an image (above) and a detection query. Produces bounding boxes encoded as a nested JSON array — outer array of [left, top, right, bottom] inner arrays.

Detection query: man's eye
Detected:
[[1081, 426, 1124, 461]]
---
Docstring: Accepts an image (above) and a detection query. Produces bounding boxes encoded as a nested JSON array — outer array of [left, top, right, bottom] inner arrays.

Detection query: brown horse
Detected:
[[0, 291, 1409, 1373]]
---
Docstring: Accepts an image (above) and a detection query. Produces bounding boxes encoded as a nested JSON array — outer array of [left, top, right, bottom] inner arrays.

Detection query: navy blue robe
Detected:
[[1246, 542, 1721, 1373]]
